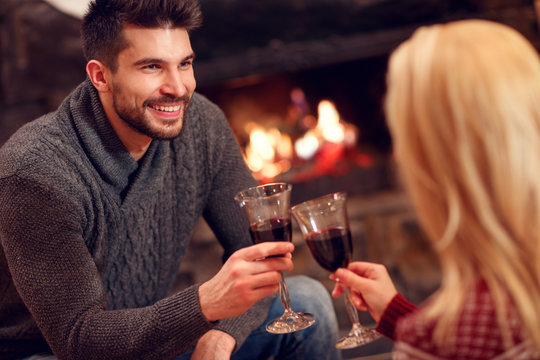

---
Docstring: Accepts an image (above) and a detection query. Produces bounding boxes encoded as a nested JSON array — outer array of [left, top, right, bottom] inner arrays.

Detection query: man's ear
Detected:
[[86, 60, 111, 93]]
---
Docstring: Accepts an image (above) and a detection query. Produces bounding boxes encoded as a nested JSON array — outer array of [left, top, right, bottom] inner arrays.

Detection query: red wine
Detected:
[[249, 218, 292, 244], [305, 227, 352, 272]]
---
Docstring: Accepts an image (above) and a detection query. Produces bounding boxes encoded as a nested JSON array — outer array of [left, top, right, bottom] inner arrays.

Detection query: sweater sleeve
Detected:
[[192, 94, 271, 350], [0, 174, 216, 360], [376, 293, 418, 340]]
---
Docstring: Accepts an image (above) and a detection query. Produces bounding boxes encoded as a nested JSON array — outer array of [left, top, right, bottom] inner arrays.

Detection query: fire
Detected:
[[294, 130, 319, 160], [317, 100, 345, 143], [244, 123, 293, 179], [295, 100, 351, 160], [243, 92, 362, 181]]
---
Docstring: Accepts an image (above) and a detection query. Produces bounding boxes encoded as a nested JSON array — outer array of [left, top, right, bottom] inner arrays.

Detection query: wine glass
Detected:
[[235, 182, 316, 334], [291, 192, 381, 349]]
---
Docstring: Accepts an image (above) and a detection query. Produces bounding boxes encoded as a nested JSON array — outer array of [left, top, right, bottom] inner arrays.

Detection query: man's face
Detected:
[[108, 25, 196, 140]]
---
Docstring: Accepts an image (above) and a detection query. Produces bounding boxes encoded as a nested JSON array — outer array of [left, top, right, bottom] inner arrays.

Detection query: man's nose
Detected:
[[161, 70, 189, 98]]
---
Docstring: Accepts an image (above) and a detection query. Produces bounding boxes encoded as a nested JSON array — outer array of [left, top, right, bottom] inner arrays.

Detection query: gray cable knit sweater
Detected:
[[0, 79, 269, 359]]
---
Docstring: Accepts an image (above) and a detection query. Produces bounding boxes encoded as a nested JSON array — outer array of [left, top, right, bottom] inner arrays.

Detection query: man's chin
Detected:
[[120, 112, 185, 140], [149, 126, 184, 140], [139, 116, 183, 139], [148, 114, 185, 139]]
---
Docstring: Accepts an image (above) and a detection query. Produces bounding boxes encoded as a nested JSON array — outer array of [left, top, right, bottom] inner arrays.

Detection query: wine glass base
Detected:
[[335, 327, 381, 349], [265, 312, 316, 334]]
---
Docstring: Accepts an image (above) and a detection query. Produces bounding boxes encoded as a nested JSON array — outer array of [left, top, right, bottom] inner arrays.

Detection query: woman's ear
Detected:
[[86, 60, 111, 93]]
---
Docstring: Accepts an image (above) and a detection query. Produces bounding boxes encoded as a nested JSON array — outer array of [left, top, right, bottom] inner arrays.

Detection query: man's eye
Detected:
[[143, 64, 160, 70], [180, 60, 193, 69]]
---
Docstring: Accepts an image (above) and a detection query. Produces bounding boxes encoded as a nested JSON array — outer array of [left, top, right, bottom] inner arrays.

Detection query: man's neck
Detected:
[[109, 119, 152, 162]]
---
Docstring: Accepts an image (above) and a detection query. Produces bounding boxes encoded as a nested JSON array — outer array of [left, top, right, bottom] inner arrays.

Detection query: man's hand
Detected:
[[198, 241, 294, 321], [191, 330, 235, 360]]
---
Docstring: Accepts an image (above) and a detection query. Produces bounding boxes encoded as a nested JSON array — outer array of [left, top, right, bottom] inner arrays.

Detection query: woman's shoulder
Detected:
[[394, 284, 536, 359]]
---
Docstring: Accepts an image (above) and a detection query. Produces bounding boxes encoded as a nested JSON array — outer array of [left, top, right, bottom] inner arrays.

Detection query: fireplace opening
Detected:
[[197, 54, 395, 204]]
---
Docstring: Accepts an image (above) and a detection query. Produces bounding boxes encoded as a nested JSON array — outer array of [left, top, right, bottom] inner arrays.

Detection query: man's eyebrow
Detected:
[[133, 58, 165, 66], [182, 53, 196, 62], [133, 53, 196, 67]]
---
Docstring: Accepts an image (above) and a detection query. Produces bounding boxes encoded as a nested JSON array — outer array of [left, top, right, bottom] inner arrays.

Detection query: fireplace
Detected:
[[191, 0, 540, 203], [197, 55, 394, 204]]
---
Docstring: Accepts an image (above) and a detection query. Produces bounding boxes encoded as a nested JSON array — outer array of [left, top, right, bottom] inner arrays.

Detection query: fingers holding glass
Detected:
[[291, 192, 381, 349], [235, 183, 316, 334]]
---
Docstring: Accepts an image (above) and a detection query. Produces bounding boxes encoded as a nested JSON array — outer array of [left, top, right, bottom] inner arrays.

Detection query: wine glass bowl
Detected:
[[291, 192, 381, 349], [250, 218, 292, 245], [235, 183, 316, 334], [304, 227, 353, 273]]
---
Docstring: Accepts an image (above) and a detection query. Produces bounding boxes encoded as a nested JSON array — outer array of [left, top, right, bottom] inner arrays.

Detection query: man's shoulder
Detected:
[[0, 111, 77, 178], [190, 91, 218, 108], [186, 92, 225, 122]]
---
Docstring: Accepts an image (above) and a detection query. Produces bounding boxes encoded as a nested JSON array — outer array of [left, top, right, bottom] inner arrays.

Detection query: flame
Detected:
[[244, 123, 293, 179], [316, 100, 345, 143], [294, 99, 353, 159], [294, 129, 319, 160], [243, 96, 359, 181], [250, 127, 275, 161]]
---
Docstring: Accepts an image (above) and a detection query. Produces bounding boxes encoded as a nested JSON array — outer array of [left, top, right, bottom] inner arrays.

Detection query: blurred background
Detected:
[[2, 1, 539, 358]]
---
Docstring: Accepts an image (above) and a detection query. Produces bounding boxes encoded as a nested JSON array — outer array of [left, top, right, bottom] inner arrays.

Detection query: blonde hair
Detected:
[[385, 19, 540, 348]]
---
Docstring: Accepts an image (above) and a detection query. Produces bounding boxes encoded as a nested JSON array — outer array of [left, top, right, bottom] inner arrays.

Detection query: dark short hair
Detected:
[[81, 0, 202, 72]]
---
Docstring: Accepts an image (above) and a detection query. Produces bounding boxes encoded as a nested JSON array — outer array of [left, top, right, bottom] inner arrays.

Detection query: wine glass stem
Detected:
[[344, 289, 361, 327], [278, 271, 292, 311]]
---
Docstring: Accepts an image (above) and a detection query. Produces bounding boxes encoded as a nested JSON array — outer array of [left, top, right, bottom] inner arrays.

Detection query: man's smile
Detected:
[[148, 104, 182, 112], [146, 102, 184, 118]]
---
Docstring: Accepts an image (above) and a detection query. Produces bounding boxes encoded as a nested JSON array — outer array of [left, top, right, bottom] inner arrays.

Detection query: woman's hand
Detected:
[[330, 261, 397, 322]]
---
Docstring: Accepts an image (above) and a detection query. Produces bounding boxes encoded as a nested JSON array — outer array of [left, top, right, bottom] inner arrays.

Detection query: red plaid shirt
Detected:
[[377, 283, 540, 359]]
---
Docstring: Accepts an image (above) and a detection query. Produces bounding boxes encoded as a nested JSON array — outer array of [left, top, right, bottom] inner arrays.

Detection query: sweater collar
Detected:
[[68, 78, 168, 198]]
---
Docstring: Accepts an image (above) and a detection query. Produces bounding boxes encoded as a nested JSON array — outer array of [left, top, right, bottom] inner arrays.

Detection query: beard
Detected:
[[111, 86, 191, 140]]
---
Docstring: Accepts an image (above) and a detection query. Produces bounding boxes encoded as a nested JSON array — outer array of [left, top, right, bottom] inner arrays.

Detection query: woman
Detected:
[[332, 19, 540, 359]]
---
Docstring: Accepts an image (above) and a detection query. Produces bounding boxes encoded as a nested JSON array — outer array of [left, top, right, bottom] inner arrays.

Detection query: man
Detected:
[[0, 0, 341, 359]]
